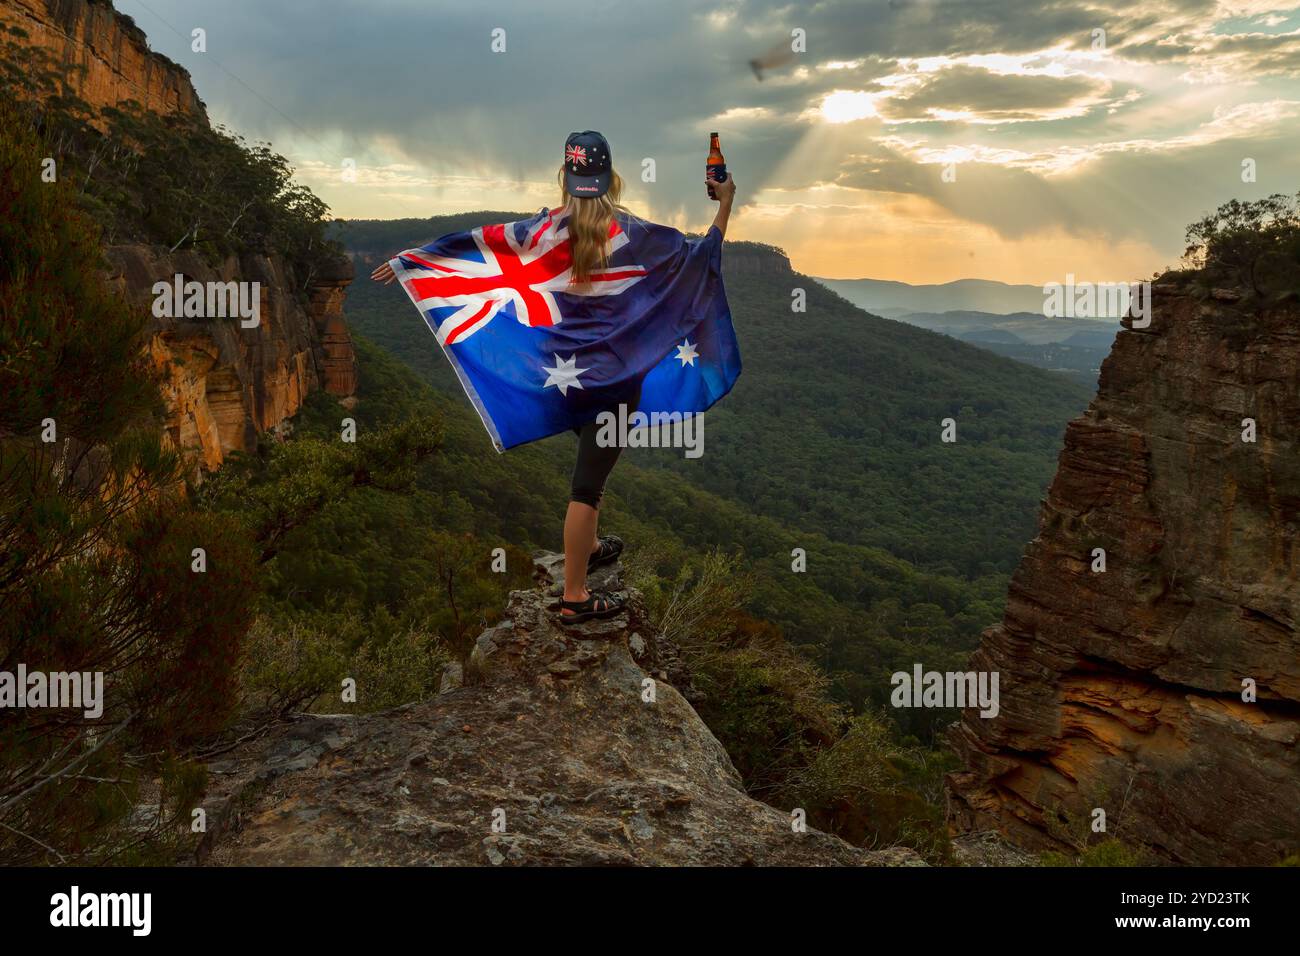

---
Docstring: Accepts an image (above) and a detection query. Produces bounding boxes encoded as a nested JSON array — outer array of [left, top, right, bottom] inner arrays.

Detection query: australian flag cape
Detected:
[[387, 207, 742, 451]]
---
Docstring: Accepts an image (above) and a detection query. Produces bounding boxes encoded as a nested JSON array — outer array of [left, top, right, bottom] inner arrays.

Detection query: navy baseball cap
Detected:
[[563, 130, 611, 198]]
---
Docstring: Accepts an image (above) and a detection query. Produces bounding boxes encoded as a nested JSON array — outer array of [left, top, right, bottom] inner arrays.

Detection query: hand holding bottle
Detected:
[[707, 174, 736, 206]]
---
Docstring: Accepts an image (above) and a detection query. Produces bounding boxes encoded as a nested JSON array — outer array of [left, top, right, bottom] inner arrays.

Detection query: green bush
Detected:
[[632, 549, 952, 860], [1183, 192, 1300, 302], [0, 100, 258, 862], [1038, 788, 1151, 867], [239, 606, 452, 717], [1040, 839, 1147, 868], [781, 713, 954, 862]]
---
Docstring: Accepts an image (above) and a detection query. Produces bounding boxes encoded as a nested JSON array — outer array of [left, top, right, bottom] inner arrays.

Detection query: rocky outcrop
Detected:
[[4, 2, 357, 471], [107, 245, 358, 471], [0, 0, 205, 121], [311, 257, 360, 398], [947, 277, 1300, 865], [194, 555, 922, 866], [720, 240, 794, 277]]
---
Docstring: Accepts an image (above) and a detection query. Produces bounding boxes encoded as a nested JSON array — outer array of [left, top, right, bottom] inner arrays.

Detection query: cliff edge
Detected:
[[948, 276, 1300, 865], [2, 0, 360, 471], [107, 246, 358, 471], [194, 555, 922, 867], [0, 0, 205, 120]]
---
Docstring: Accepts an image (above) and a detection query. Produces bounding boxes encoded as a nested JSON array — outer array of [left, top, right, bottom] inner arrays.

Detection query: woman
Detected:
[[372, 130, 737, 625]]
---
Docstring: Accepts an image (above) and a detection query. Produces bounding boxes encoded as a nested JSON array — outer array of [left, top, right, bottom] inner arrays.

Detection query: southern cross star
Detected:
[[675, 338, 699, 367], [542, 353, 588, 396]]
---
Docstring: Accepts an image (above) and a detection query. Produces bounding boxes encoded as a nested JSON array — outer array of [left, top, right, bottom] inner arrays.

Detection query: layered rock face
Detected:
[[195, 555, 921, 866], [948, 278, 1300, 865], [107, 246, 358, 471], [3, 0, 360, 471], [0, 0, 205, 120]]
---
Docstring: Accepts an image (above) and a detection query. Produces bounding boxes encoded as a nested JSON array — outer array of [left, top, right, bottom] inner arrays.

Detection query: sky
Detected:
[[117, 0, 1300, 284]]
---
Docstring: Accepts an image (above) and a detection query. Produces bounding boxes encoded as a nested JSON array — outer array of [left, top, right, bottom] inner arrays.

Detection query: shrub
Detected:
[[633, 549, 951, 860], [0, 100, 259, 862], [1183, 192, 1300, 301], [781, 713, 955, 862], [1038, 784, 1151, 867]]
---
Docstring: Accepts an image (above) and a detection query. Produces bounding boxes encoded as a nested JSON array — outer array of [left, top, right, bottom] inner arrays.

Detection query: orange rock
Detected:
[[107, 246, 358, 477], [0, 0, 205, 126], [948, 283, 1300, 865]]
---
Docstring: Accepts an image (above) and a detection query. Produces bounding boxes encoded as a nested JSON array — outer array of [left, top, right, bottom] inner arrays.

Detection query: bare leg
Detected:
[[562, 500, 600, 611]]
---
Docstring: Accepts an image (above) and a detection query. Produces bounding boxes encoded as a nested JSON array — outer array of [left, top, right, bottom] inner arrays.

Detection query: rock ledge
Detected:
[[198, 554, 923, 866]]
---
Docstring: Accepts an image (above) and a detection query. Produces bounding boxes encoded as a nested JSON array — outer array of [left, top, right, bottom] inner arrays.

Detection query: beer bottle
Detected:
[[707, 132, 727, 199]]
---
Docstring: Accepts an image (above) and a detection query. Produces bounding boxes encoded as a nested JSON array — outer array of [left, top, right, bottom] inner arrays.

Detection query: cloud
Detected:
[[115, 0, 1300, 280], [831, 98, 1300, 248], [873, 62, 1116, 123]]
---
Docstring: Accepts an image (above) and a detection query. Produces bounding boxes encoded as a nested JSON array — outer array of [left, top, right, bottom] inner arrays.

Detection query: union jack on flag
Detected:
[[565, 143, 588, 166], [394, 210, 646, 346], [389, 208, 741, 451]]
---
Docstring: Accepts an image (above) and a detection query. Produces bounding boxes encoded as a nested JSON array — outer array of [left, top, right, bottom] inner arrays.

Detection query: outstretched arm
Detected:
[[707, 174, 737, 239]]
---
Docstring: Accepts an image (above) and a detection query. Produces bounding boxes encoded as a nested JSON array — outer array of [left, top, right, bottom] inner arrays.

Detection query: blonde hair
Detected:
[[557, 165, 631, 286]]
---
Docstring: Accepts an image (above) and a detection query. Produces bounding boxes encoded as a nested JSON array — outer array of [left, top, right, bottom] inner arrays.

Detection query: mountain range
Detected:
[[337, 219, 1093, 581], [816, 276, 1047, 317], [6, 0, 1295, 871], [814, 279, 1122, 387]]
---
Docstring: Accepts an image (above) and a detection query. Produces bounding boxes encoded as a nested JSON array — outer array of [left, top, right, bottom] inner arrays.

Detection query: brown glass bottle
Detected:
[[707, 132, 727, 199]]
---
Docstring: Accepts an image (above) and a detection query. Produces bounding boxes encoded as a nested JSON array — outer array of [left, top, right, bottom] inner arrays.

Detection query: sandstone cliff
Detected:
[[4, 0, 360, 470], [194, 555, 922, 866], [108, 246, 358, 470], [948, 277, 1300, 865], [0, 0, 205, 121]]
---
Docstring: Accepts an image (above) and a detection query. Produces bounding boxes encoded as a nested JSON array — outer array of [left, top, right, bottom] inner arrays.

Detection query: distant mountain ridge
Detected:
[[888, 310, 1117, 387], [333, 215, 795, 277], [809, 276, 1121, 387], [339, 212, 1092, 581], [817, 276, 1048, 316]]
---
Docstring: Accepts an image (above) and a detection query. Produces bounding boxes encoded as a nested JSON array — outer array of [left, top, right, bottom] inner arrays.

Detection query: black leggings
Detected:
[[570, 380, 643, 509]]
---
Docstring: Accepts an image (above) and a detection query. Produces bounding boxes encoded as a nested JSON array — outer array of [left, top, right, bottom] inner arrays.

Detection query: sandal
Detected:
[[587, 534, 624, 572], [558, 589, 627, 625]]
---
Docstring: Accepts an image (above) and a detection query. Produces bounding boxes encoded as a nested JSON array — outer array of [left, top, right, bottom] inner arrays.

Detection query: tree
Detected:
[[1183, 192, 1300, 301], [0, 101, 260, 863]]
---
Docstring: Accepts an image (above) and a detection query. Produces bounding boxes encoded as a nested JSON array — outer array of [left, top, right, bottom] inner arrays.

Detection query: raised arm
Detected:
[[707, 173, 737, 239]]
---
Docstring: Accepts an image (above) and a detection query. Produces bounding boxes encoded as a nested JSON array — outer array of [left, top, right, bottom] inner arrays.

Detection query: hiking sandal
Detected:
[[587, 534, 624, 572], [557, 590, 627, 625]]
